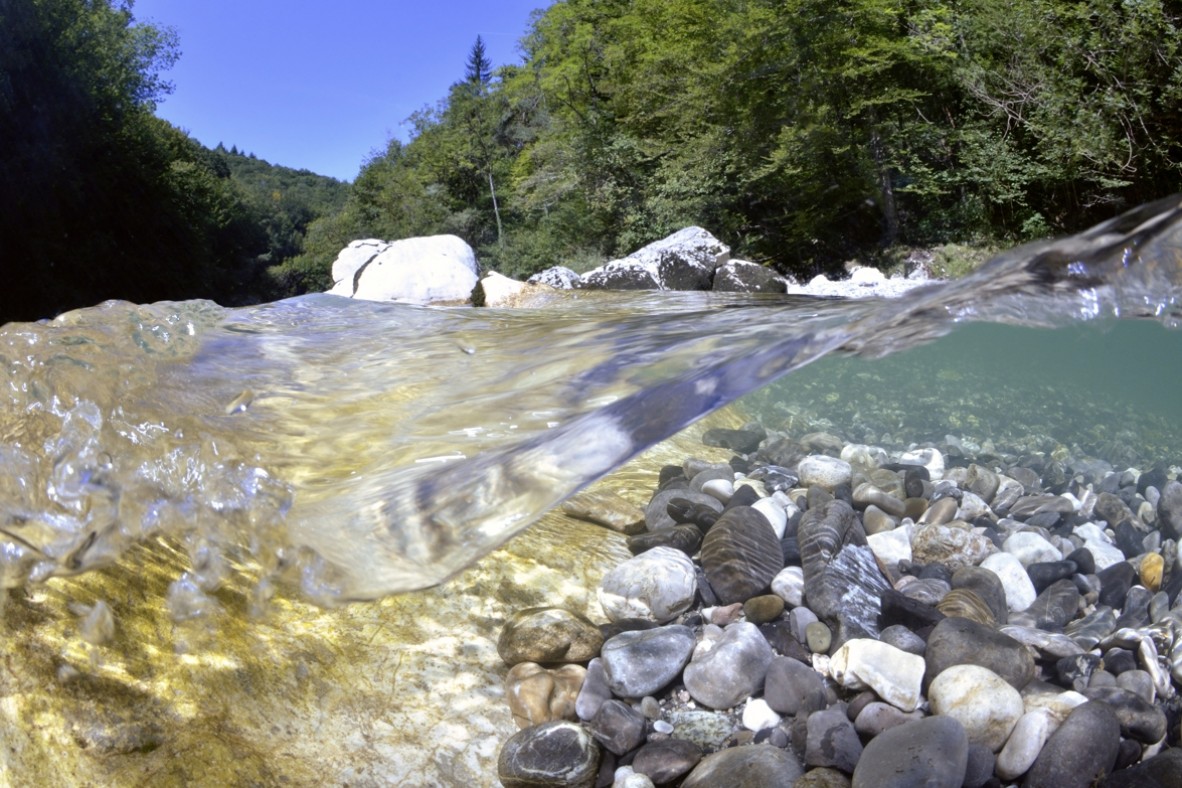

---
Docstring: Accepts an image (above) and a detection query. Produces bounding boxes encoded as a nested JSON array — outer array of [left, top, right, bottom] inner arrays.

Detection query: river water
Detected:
[[0, 196, 1180, 784]]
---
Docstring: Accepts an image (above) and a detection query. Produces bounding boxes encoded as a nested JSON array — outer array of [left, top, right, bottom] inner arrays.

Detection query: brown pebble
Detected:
[[744, 594, 786, 625], [1140, 552, 1164, 592]]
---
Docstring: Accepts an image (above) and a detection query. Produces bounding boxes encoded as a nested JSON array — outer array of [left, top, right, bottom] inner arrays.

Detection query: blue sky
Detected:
[[132, 1, 551, 181]]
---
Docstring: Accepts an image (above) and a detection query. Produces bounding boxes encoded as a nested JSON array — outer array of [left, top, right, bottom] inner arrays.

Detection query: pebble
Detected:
[[682, 621, 774, 709], [994, 708, 1054, 781], [630, 739, 702, 785], [505, 662, 587, 729], [561, 490, 645, 534], [600, 625, 695, 698], [598, 547, 697, 623], [497, 428, 1182, 787], [1023, 701, 1121, 788], [498, 607, 605, 666], [680, 744, 804, 788], [798, 455, 853, 489], [851, 715, 968, 788], [764, 655, 830, 716], [699, 507, 784, 604], [805, 707, 863, 772], [924, 616, 1035, 690], [928, 664, 1024, 751], [497, 720, 601, 788], [770, 565, 804, 606], [588, 699, 647, 755], [829, 638, 925, 712]]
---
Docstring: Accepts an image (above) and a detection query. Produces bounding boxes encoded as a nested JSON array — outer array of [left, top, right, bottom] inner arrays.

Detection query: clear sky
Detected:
[[132, 1, 551, 182]]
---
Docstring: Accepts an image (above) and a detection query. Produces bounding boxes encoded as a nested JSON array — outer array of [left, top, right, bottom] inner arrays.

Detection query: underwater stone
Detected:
[[928, 664, 1024, 752], [807, 544, 891, 643], [851, 716, 968, 788], [625, 524, 702, 557], [1081, 686, 1167, 743], [600, 625, 695, 699], [682, 621, 774, 709], [561, 490, 645, 534], [1022, 701, 1120, 788], [951, 565, 1009, 625], [936, 588, 998, 628], [764, 655, 829, 716], [700, 507, 784, 604], [964, 464, 1001, 503], [911, 522, 996, 571], [631, 739, 703, 785], [770, 565, 804, 607], [1157, 480, 1182, 540], [681, 744, 803, 788], [829, 638, 925, 712], [498, 607, 605, 666], [645, 488, 723, 532], [497, 720, 601, 788], [1013, 578, 1081, 630], [588, 699, 646, 755], [995, 708, 1054, 781], [505, 662, 586, 729], [598, 546, 697, 623], [980, 552, 1037, 612], [804, 707, 863, 773], [797, 455, 853, 490], [924, 616, 1035, 691]]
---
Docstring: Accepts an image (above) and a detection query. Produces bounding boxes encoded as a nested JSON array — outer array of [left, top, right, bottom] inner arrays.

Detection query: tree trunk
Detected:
[[869, 127, 899, 247], [488, 170, 503, 246]]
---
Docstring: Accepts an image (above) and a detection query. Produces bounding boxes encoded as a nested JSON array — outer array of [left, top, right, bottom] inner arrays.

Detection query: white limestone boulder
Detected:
[[328, 234, 479, 304]]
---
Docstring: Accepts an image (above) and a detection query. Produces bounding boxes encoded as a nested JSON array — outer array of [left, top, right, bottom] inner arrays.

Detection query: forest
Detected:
[[3, 0, 1181, 322]]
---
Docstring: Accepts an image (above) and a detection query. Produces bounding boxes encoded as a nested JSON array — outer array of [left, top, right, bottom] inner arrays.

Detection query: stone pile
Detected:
[[495, 424, 1182, 787]]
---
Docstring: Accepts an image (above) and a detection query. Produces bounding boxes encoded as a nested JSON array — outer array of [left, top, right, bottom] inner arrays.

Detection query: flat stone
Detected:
[[851, 715, 968, 788], [683, 621, 774, 709], [645, 488, 723, 531], [852, 701, 924, 737], [600, 625, 696, 699], [867, 527, 911, 569], [743, 594, 785, 625], [1081, 685, 1168, 743], [681, 744, 804, 788], [1012, 579, 1080, 630], [951, 566, 1009, 625], [561, 490, 645, 534], [574, 658, 610, 721], [498, 607, 605, 666], [497, 720, 601, 788], [598, 547, 698, 623], [928, 664, 1024, 752]]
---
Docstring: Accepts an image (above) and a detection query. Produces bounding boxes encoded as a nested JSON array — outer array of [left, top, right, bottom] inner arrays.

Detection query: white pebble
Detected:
[[771, 566, 804, 607], [742, 698, 782, 731], [867, 527, 912, 568], [797, 455, 852, 489], [996, 708, 1056, 781], [980, 553, 1037, 612], [701, 478, 734, 503], [1002, 531, 1062, 565], [752, 497, 788, 538], [897, 447, 945, 480]]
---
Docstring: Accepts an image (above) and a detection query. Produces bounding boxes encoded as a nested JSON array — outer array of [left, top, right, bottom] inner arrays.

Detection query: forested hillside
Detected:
[[4, 0, 1180, 320], [280, 0, 1182, 292]]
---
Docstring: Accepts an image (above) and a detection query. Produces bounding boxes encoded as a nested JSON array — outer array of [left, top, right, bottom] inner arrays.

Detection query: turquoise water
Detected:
[[747, 320, 1182, 467]]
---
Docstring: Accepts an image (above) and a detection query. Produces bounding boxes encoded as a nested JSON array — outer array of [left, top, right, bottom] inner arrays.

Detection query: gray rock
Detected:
[[1023, 701, 1120, 788], [951, 565, 1010, 625], [588, 699, 646, 755], [963, 743, 996, 788], [924, 616, 1035, 690], [598, 547, 697, 623], [579, 227, 728, 291], [712, 260, 787, 293], [527, 265, 580, 289], [853, 701, 923, 737], [798, 456, 853, 489], [700, 507, 783, 604], [498, 607, 605, 666], [600, 625, 695, 699], [574, 658, 610, 721], [681, 744, 803, 788], [1158, 480, 1182, 541], [878, 624, 927, 656], [683, 621, 774, 709], [1013, 578, 1081, 630], [852, 715, 969, 788], [631, 738, 702, 785], [645, 488, 723, 532], [497, 720, 601, 788], [1081, 686, 1168, 743], [807, 545, 891, 644], [764, 655, 829, 716], [805, 707, 863, 773]]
